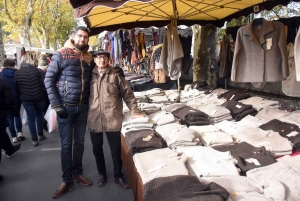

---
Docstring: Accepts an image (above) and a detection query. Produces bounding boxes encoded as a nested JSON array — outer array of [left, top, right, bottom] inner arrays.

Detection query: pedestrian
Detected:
[[88, 49, 143, 189], [45, 26, 95, 199], [37, 54, 50, 132], [1, 58, 25, 142], [0, 77, 22, 181], [14, 54, 46, 146]]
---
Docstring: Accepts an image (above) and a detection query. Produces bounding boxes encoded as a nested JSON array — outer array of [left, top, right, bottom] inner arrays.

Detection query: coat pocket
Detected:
[[90, 80, 98, 96]]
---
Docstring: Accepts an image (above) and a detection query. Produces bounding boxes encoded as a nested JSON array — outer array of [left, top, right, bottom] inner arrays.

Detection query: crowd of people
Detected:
[[0, 26, 143, 199]]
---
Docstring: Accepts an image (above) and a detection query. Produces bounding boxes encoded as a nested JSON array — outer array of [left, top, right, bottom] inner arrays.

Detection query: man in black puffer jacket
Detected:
[[0, 78, 22, 181], [14, 55, 46, 147]]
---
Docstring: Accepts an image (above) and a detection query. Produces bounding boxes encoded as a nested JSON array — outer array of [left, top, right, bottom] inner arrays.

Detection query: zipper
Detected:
[[79, 59, 84, 105], [64, 80, 68, 97]]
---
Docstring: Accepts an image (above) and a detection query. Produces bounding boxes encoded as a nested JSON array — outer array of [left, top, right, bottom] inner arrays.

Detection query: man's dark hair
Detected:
[[74, 26, 90, 36]]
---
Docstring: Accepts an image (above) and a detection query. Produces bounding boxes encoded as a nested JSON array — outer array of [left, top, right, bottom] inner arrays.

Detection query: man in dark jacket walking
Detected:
[[14, 55, 46, 147], [45, 26, 94, 199], [0, 77, 21, 180], [1, 58, 25, 143]]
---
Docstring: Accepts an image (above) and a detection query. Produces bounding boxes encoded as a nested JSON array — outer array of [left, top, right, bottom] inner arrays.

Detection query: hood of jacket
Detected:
[[2, 67, 18, 78], [64, 38, 93, 65]]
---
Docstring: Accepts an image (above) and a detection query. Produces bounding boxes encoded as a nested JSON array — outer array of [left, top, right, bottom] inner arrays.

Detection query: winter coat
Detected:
[[159, 22, 184, 80], [87, 65, 139, 132], [1, 67, 21, 104], [14, 63, 46, 102], [44, 39, 95, 107], [231, 19, 289, 82], [0, 78, 14, 129]]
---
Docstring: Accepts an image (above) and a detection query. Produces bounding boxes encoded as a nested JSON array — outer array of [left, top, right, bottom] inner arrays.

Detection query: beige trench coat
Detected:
[[87, 66, 138, 132]]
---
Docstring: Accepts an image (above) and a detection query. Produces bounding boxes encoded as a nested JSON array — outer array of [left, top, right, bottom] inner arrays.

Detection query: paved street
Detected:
[[0, 125, 134, 201]]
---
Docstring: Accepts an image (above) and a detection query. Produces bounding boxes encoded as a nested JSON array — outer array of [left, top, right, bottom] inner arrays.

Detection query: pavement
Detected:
[[0, 125, 135, 201]]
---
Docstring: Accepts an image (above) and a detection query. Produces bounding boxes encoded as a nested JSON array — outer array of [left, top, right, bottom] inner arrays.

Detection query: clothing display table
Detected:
[[121, 134, 144, 201], [128, 80, 177, 92]]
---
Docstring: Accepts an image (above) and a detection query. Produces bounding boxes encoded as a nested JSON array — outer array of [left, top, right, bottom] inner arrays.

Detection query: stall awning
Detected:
[[69, 0, 298, 36]]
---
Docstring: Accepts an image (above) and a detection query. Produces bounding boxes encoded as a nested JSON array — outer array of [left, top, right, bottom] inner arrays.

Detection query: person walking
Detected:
[[0, 77, 22, 180], [14, 55, 46, 146], [88, 49, 142, 189], [1, 58, 25, 142], [45, 26, 94, 199]]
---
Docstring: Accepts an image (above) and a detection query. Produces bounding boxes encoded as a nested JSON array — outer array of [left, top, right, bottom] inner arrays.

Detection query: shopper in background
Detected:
[[0, 77, 22, 181], [14, 54, 46, 147], [0, 58, 25, 142]]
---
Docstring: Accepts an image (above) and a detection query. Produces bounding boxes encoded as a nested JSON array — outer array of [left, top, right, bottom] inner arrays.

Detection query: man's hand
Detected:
[[114, 67, 125, 78], [55, 106, 68, 119]]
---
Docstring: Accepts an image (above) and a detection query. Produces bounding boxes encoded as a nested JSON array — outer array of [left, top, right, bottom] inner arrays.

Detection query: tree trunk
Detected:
[[0, 23, 5, 66]]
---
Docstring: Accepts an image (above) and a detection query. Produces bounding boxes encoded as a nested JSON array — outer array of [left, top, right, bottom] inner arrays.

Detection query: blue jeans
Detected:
[[57, 104, 88, 184], [7, 103, 23, 138], [22, 100, 45, 141]]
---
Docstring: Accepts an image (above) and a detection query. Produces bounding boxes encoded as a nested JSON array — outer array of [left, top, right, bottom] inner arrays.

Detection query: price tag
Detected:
[[286, 131, 299, 137], [148, 163, 166, 173], [210, 110, 218, 115], [245, 158, 261, 166], [266, 38, 272, 50], [143, 134, 153, 141], [229, 95, 235, 100], [235, 104, 242, 109]]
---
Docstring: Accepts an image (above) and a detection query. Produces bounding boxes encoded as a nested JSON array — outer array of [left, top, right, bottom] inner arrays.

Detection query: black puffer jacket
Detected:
[[14, 63, 46, 102], [0, 78, 14, 129], [44, 39, 95, 107]]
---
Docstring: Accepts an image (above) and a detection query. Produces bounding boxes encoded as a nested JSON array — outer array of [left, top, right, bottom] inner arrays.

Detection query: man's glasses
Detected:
[[95, 55, 108, 60], [76, 34, 89, 40]]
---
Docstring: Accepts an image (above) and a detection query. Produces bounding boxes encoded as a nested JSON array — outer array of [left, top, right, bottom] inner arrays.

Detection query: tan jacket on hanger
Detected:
[[231, 19, 289, 82]]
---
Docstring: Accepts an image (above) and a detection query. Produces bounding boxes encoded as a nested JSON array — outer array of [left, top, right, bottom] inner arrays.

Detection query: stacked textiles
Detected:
[[239, 96, 279, 111], [259, 119, 300, 151], [172, 106, 210, 126], [194, 104, 233, 124], [121, 113, 153, 134], [247, 155, 300, 201], [143, 175, 229, 201], [279, 110, 300, 125], [187, 93, 226, 107], [178, 89, 206, 103], [190, 125, 234, 147], [213, 142, 276, 174], [221, 100, 258, 121], [138, 102, 164, 114], [161, 103, 186, 112], [215, 122, 293, 156], [181, 146, 240, 177], [144, 88, 169, 102], [256, 106, 290, 120], [124, 129, 167, 156], [148, 110, 176, 125], [217, 89, 250, 101], [133, 148, 189, 184], [155, 123, 201, 149]]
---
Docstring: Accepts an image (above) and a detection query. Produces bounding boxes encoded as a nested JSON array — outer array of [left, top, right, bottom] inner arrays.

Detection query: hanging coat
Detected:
[[159, 22, 184, 80], [231, 19, 288, 82]]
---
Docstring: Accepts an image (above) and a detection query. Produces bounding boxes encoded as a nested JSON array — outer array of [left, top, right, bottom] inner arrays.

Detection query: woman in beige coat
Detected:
[[87, 49, 141, 189]]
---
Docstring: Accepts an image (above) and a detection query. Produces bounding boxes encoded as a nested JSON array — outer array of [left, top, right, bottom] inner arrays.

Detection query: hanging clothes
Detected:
[[218, 34, 233, 78], [159, 22, 184, 80], [282, 43, 300, 97], [231, 19, 289, 82]]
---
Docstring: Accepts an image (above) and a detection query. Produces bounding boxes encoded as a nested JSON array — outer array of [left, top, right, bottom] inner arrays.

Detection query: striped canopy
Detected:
[[69, 0, 295, 35]]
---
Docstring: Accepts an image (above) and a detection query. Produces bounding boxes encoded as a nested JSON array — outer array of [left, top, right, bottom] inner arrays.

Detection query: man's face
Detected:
[[94, 54, 109, 69], [73, 30, 89, 51]]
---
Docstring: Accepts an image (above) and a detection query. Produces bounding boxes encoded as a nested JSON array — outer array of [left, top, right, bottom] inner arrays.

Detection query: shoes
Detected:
[[114, 177, 129, 189], [97, 174, 107, 187], [0, 175, 3, 181], [52, 182, 74, 199], [73, 175, 93, 186], [12, 137, 18, 143], [38, 134, 45, 141], [32, 141, 39, 147], [17, 132, 26, 141], [6, 143, 21, 158]]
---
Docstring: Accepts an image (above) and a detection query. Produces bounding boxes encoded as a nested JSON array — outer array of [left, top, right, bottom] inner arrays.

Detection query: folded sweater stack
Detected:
[[222, 100, 258, 121], [195, 104, 233, 124], [172, 106, 210, 126]]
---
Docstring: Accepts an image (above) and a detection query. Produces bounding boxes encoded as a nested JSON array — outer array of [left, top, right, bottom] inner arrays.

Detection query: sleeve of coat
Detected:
[[295, 27, 300, 81], [277, 22, 289, 79], [118, 75, 139, 115], [231, 28, 243, 81], [44, 52, 62, 107]]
